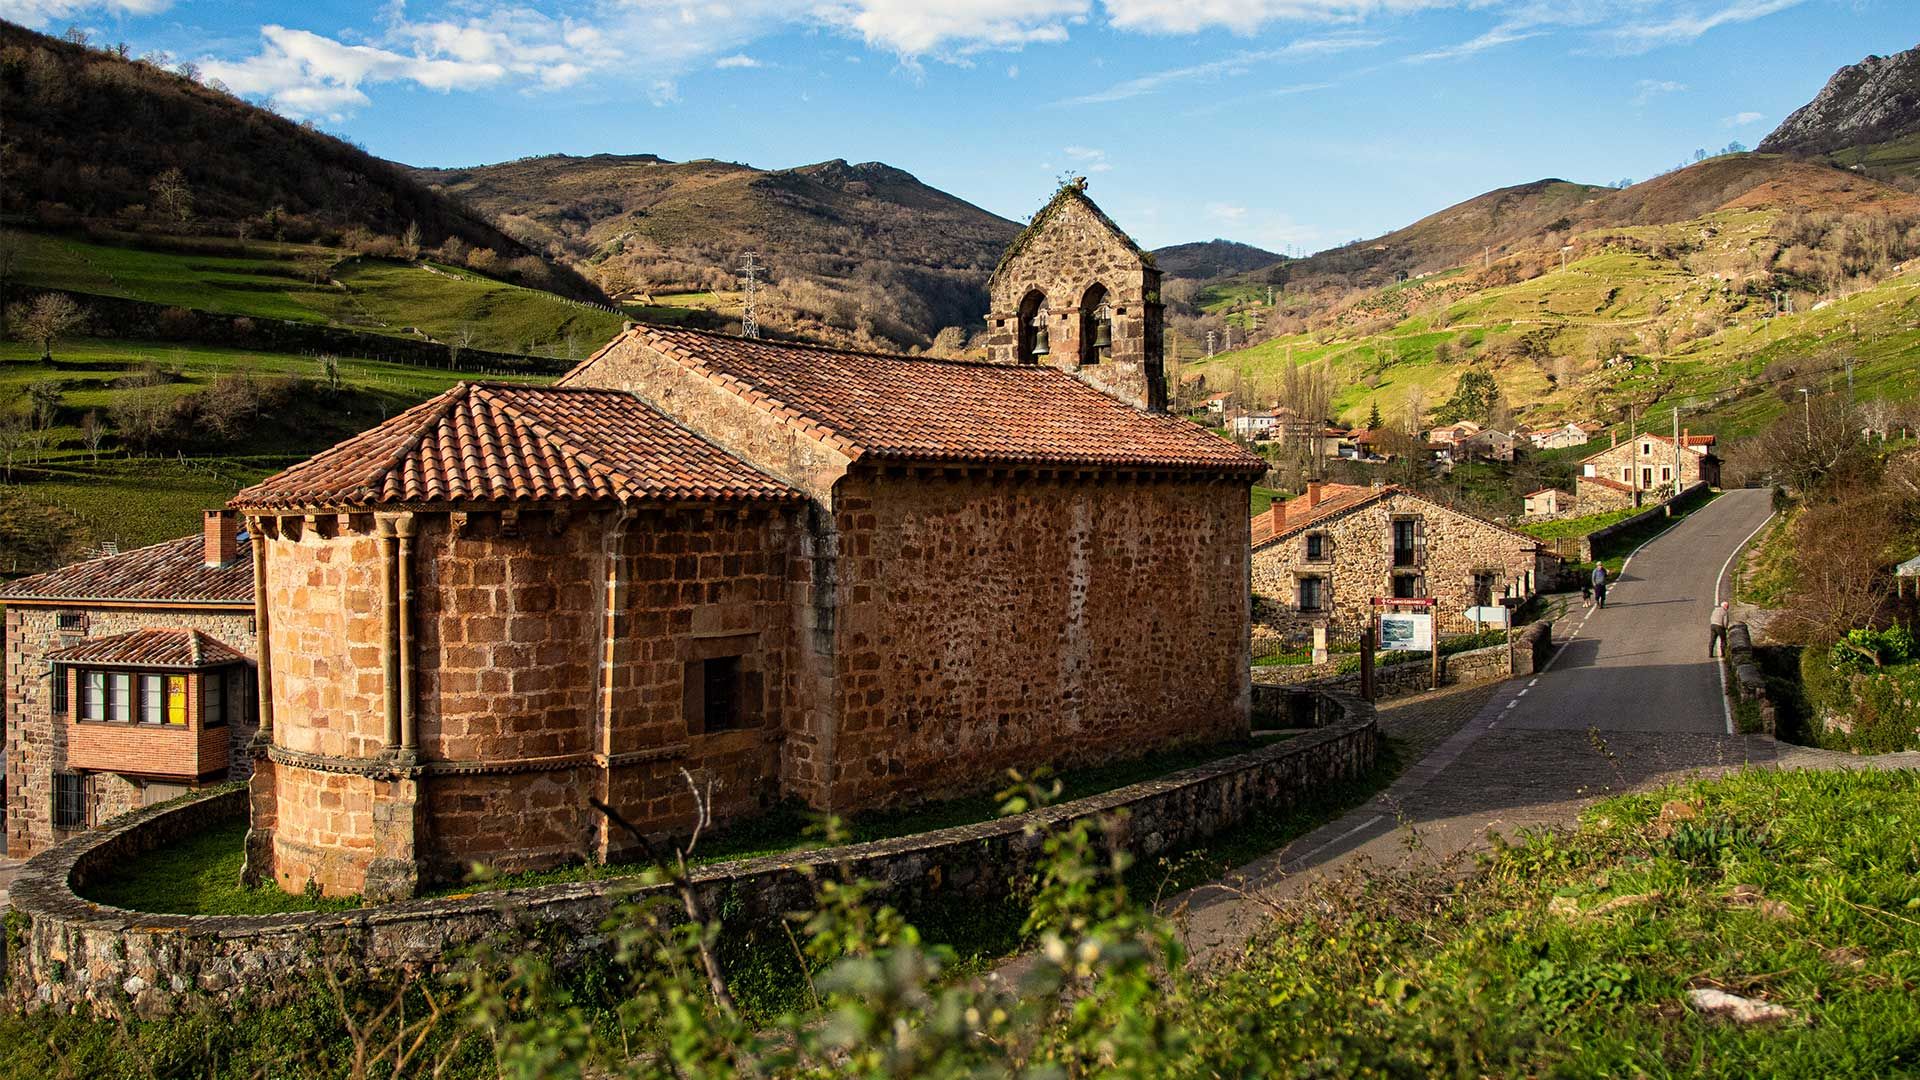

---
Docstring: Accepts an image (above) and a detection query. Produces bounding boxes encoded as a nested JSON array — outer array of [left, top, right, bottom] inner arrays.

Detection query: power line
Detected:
[[738, 252, 761, 339]]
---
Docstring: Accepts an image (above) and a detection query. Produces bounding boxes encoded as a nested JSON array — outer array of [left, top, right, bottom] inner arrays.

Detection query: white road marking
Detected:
[[1505, 700, 1518, 710], [1528, 679, 1539, 688], [1517, 688, 1529, 696], [1715, 506, 1779, 736]]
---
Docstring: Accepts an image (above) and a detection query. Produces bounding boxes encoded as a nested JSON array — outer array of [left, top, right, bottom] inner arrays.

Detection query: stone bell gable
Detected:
[[985, 180, 1167, 412]]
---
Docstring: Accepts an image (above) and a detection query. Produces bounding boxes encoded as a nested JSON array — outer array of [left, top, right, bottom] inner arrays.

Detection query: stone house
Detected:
[[1575, 474, 1639, 512], [1230, 412, 1279, 439], [2, 513, 259, 857], [236, 185, 1268, 899], [1526, 421, 1600, 451], [1250, 482, 1551, 639], [1425, 421, 1481, 447], [1459, 429, 1517, 463], [1579, 431, 1719, 502], [1522, 488, 1575, 519]]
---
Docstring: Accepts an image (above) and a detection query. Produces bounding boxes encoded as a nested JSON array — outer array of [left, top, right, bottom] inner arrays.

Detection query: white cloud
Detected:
[[0, 0, 169, 27], [1602, 0, 1805, 53], [1407, 25, 1543, 62], [1206, 202, 1249, 222], [1056, 31, 1379, 106], [1062, 145, 1114, 172], [1722, 110, 1765, 126], [1102, 0, 1446, 35], [1632, 78, 1686, 105], [1007, 63, 1020, 78], [811, 0, 1088, 56], [714, 53, 763, 69]]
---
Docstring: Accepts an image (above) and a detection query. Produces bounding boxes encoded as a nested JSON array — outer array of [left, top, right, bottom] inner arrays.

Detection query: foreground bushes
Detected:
[[1799, 644, 1920, 752], [8, 768, 1920, 1077]]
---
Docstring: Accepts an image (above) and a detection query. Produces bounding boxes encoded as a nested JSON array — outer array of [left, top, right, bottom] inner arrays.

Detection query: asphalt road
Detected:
[[1504, 486, 1776, 735]]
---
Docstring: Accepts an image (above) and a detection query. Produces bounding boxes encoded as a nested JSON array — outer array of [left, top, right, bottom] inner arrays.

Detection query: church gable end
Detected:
[[986, 182, 1166, 412]]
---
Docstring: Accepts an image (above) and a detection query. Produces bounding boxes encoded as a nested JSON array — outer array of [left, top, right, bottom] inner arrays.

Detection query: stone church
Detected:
[[228, 183, 1266, 899]]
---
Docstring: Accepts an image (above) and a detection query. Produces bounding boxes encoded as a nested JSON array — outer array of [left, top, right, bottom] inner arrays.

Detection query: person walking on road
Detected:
[[1709, 600, 1729, 658], [1591, 564, 1608, 609]]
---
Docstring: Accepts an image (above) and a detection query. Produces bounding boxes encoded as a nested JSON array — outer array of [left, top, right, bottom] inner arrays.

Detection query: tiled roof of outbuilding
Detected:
[[230, 383, 802, 511], [569, 325, 1266, 475], [0, 533, 253, 606], [48, 628, 248, 669]]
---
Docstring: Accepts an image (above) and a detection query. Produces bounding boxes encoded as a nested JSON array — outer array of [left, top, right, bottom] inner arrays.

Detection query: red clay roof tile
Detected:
[[48, 628, 247, 668], [572, 325, 1266, 474], [230, 383, 801, 511], [0, 533, 253, 606]]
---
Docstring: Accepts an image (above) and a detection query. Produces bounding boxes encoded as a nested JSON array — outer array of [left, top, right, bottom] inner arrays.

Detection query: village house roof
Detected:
[[0, 533, 254, 606], [572, 325, 1268, 476], [1581, 475, 1637, 493], [1580, 431, 1718, 463], [1524, 487, 1570, 498], [230, 383, 804, 512], [1252, 483, 1542, 552], [47, 628, 248, 669]]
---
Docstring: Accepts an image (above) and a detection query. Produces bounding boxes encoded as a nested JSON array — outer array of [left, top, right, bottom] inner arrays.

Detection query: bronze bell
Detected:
[[1031, 311, 1051, 356], [1091, 314, 1112, 351]]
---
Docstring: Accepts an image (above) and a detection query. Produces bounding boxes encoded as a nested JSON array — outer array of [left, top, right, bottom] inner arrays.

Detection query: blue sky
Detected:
[[5, 1, 1917, 252]]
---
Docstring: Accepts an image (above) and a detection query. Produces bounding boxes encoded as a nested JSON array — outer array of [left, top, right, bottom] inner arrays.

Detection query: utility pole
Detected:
[[737, 252, 761, 339], [1672, 405, 1682, 499], [1206, 330, 1216, 358]]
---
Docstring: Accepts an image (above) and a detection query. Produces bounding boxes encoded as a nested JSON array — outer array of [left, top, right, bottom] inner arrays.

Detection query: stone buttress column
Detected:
[[365, 512, 424, 901], [241, 515, 277, 886]]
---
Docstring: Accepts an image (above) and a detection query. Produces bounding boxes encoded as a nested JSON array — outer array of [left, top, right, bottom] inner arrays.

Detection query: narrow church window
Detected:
[[1079, 283, 1111, 366]]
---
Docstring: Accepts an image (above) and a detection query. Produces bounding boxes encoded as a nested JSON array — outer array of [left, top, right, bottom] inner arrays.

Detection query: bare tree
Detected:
[[448, 323, 478, 370], [0, 413, 27, 482], [7, 293, 87, 360], [80, 410, 106, 463], [149, 167, 194, 223]]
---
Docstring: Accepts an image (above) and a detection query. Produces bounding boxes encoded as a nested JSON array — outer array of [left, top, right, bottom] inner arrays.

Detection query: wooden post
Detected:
[[1430, 628, 1440, 691], [1360, 625, 1376, 702]]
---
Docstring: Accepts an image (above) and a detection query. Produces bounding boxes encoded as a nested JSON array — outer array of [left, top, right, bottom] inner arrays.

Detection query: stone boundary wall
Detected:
[[6, 696, 1377, 1018], [1252, 621, 1552, 708], [1578, 483, 1710, 562], [1723, 622, 1776, 734]]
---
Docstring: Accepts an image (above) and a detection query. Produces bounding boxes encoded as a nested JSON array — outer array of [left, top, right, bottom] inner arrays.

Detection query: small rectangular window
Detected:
[[166, 675, 188, 726], [204, 672, 225, 728], [56, 612, 85, 631], [1392, 574, 1424, 600], [703, 656, 740, 733], [110, 673, 131, 723], [1305, 533, 1326, 561], [1298, 576, 1324, 612], [228, 668, 255, 726], [50, 666, 68, 716], [81, 671, 104, 721], [139, 674, 163, 724], [52, 773, 85, 830]]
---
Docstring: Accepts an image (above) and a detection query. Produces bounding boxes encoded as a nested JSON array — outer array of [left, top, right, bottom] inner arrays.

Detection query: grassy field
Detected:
[[1169, 766, 1920, 1076], [6, 229, 630, 357], [1735, 507, 1796, 608], [1518, 505, 1641, 540], [0, 337, 544, 556]]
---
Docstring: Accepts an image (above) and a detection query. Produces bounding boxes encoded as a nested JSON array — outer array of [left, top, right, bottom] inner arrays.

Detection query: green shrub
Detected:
[[1829, 624, 1915, 672], [1799, 645, 1920, 752]]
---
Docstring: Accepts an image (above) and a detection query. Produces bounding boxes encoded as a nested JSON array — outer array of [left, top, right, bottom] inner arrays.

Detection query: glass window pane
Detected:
[[204, 674, 223, 727], [139, 674, 160, 723], [166, 676, 187, 725], [111, 674, 132, 722], [82, 672, 105, 720]]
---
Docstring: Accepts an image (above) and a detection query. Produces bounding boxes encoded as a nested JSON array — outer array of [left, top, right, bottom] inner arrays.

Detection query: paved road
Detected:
[[1506, 487, 1776, 734], [1175, 486, 1783, 965]]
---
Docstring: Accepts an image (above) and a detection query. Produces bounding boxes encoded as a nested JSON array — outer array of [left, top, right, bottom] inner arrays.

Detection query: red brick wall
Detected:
[[825, 467, 1251, 809]]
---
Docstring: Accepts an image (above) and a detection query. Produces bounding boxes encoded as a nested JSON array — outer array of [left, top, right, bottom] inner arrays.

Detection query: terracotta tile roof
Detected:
[[1581, 475, 1637, 493], [1252, 484, 1542, 551], [1578, 431, 1718, 463], [230, 383, 802, 512], [48, 629, 247, 668], [1524, 487, 1569, 498], [573, 326, 1266, 475], [0, 533, 253, 606]]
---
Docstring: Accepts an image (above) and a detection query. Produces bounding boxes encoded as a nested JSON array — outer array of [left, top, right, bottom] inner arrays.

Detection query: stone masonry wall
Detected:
[[1582, 437, 1717, 494], [827, 467, 1251, 810], [985, 193, 1165, 411], [1251, 491, 1545, 642], [259, 505, 799, 895], [6, 604, 256, 858], [1250, 621, 1553, 704], [7, 690, 1373, 1019]]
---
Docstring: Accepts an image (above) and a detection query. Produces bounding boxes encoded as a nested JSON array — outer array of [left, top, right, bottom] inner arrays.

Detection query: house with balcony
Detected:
[[1250, 482, 1553, 640], [2, 511, 258, 856]]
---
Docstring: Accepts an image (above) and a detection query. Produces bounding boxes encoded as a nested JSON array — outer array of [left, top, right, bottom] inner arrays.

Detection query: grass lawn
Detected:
[[1250, 484, 1283, 515], [81, 816, 360, 915], [1176, 766, 1920, 1076], [1735, 505, 1796, 608], [1517, 505, 1641, 541]]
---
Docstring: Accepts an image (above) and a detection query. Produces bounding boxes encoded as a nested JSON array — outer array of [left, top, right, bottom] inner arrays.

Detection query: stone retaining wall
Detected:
[[1252, 620, 1551, 706], [1723, 622, 1776, 734], [1578, 483, 1710, 562], [6, 694, 1377, 1018]]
